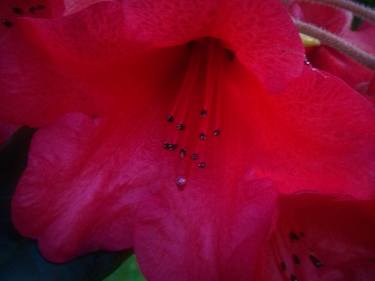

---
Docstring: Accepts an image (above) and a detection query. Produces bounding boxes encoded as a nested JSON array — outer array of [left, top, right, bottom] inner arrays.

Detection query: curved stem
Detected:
[[293, 18, 375, 70], [299, 0, 375, 23]]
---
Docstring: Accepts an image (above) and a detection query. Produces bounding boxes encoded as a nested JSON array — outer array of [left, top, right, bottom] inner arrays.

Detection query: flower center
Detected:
[[162, 38, 235, 189]]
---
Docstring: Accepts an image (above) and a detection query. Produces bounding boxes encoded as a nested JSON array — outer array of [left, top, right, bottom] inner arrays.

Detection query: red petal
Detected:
[[122, 0, 304, 91], [10, 46, 269, 262], [367, 75, 375, 102], [247, 66, 375, 198], [0, 29, 95, 126], [134, 178, 277, 281], [0, 1, 185, 126], [12, 111, 162, 262], [0, 4, 109, 126], [342, 22, 375, 55], [11, 48, 185, 260], [63, 0, 113, 15], [1, 0, 303, 129], [257, 194, 375, 281], [307, 46, 374, 94], [217, 0, 304, 91]]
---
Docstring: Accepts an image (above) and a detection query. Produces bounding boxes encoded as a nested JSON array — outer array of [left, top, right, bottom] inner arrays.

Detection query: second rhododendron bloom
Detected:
[[287, 0, 375, 98], [1, 1, 375, 281]]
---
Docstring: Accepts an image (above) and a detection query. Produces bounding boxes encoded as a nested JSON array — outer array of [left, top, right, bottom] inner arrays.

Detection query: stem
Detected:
[[293, 19, 375, 70], [299, 0, 375, 23]]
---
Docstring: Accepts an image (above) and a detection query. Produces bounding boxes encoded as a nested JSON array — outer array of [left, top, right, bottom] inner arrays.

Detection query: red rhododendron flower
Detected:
[[1, 1, 375, 280], [288, 0, 375, 97]]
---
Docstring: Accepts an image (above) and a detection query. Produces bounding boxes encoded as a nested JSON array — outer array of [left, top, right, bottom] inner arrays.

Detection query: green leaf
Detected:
[[103, 255, 146, 281]]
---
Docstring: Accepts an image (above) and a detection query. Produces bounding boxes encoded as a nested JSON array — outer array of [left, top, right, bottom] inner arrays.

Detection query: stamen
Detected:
[[309, 254, 322, 268], [225, 48, 235, 61], [280, 261, 287, 271], [213, 129, 221, 136], [169, 46, 202, 124], [198, 40, 221, 137], [202, 41, 220, 113], [199, 132, 207, 141], [163, 143, 178, 151], [292, 254, 301, 265], [200, 109, 208, 118], [1, 19, 13, 28], [163, 38, 230, 185], [166, 114, 174, 123], [191, 153, 199, 161], [212, 52, 224, 136], [176, 123, 185, 131], [197, 162, 206, 168], [179, 148, 187, 159], [12, 7, 24, 15], [193, 40, 224, 165], [289, 231, 300, 241], [166, 44, 204, 152], [270, 234, 290, 276]]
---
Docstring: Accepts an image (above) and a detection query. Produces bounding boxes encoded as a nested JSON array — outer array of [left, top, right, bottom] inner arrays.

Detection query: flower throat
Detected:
[[162, 38, 235, 189]]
